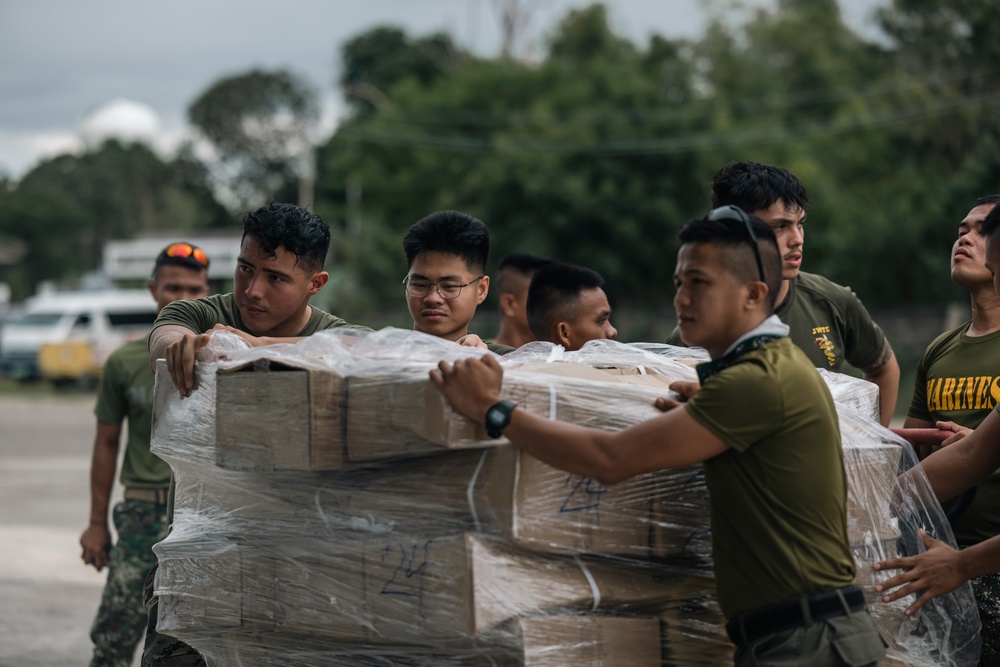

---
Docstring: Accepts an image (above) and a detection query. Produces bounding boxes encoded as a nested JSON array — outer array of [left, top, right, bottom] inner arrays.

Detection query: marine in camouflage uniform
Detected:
[[80, 243, 210, 667]]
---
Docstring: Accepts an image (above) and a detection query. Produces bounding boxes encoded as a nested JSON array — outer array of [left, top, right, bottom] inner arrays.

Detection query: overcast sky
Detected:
[[0, 0, 884, 180]]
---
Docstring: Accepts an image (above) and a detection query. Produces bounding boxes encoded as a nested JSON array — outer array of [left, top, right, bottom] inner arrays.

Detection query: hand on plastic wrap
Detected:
[[935, 421, 973, 447], [430, 354, 504, 422], [873, 528, 967, 616], [79, 523, 112, 571], [457, 334, 489, 349], [653, 380, 700, 412], [165, 330, 213, 396]]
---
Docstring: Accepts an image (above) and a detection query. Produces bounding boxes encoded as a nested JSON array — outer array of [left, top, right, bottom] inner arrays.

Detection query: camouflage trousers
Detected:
[[89, 499, 167, 667], [971, 571, 1000, 665], [140, 563, 207, 667]]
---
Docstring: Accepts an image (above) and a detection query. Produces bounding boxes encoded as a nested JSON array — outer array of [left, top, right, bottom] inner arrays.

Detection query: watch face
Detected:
[[486, 400, 515, 437]]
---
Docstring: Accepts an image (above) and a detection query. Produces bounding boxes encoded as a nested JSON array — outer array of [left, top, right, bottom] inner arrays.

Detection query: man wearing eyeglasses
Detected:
[[668, 161, 900, 426], [431, 208, 886, 666], [526, 261, 618, 350], [80, 242, 210, 667], [402, 210, 513, 354]]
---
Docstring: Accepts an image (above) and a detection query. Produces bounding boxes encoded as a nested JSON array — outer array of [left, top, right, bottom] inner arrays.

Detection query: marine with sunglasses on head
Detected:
[[668, 161, 900, 426], [431, 207, 886, 666], [141, 203, 370, 667], [79, 242, 210, 667]]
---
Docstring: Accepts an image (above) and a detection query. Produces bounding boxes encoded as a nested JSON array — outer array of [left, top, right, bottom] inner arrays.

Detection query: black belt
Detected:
[[726, 586, 866, 646], [123, 487, 169, 505]]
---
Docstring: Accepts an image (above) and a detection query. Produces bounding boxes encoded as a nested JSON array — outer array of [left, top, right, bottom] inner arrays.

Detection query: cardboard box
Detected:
[[180, 445, 690, 559], [207, 532, 704, 641], [345, 368, 496, 464], [844, 442, 904, 544], [215, 360, 346, 470]]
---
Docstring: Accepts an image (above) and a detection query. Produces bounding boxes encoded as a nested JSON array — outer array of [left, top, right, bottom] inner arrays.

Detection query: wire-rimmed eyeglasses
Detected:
[[403, 275, 484, 299]]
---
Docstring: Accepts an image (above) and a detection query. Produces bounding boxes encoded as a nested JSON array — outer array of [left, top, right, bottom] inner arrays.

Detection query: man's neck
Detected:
[[775, 278, 791, 308], [968, 286, 1000, 337], [494, 322, 533, 348]]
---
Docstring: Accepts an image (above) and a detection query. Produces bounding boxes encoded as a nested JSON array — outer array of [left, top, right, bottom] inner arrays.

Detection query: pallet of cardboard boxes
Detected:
[[149, 328, 981, 666]]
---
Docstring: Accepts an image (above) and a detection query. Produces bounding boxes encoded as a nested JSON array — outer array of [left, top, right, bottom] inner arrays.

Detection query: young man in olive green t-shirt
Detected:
[[80, 242, 210, 667], [401, 210, 514, 355], [668, 161, 899, 426], [142, 203, 369, 667], [432, 207, 885, 666], [902, 194, 1000, 662]]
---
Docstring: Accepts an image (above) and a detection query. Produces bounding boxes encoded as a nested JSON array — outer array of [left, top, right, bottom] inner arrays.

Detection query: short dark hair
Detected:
[[983, 203, 1000, 239], [527, 262, 605, 341], [403, 210, 490, 274], [711, 161, 808, 214], [973, 194, 1000, 209], [497, 253, 553, 293], [242, 202, 330, 273], [678, 209, 783, 312], [152, 242, 209, 279]]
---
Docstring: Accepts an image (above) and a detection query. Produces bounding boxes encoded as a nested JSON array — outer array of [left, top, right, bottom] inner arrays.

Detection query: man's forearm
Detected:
[[89, 428, 120, 525], [920, 410, 1000, 500], [864, 348, 900, 427]]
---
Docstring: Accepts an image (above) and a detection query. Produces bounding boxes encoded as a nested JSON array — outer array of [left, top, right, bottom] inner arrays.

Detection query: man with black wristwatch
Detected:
[[432, 207, 886, 666]]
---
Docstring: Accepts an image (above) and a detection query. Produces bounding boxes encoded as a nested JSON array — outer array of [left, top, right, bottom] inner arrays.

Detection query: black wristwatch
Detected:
[[485, 400, 518, 438]]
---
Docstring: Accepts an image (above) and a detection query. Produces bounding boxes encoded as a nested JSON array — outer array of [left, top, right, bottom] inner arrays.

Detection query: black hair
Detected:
[[242, 202, 330, 273], [152, 242, 209, 279], [973, 194, 1000, 209], [678, 209, 783, 312], [403, 210, 490, 274], [711, 161, 808, 214], [497, 253, 553, 293], [983, 203, 1000, 238], [527, 262, 605, 341]]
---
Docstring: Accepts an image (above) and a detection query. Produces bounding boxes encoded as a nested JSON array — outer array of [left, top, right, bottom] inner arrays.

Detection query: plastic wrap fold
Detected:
[[150, 328, 980, 666]]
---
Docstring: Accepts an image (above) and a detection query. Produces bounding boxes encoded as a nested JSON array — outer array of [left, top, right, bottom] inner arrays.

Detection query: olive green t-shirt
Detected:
[[908, 321, 1000, 545], [685, 337, 856, 619], [667, 272, 886, 372], [94, 336, 171, 489], [152, 293, 370, 337]]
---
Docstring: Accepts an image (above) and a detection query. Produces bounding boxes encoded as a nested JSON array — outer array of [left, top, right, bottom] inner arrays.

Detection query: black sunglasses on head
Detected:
[[706, 205, 766, 283]]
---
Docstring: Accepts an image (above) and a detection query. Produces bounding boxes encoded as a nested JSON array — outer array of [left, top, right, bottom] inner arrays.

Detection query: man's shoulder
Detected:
[[794, 272, 857, 301], [308, 307, 371, 332], [921, 321, 974, 359]]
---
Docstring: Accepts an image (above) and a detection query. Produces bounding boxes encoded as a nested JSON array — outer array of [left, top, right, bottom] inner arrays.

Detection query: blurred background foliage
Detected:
[[2, 0, 999, 342]]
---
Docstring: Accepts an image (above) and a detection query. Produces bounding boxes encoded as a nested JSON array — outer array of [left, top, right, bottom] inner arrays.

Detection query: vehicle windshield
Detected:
[[16, 312, 64, 326]]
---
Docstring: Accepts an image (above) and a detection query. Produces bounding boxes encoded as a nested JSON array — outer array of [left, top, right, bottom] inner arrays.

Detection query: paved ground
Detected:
[[0, 392, 136, 667]]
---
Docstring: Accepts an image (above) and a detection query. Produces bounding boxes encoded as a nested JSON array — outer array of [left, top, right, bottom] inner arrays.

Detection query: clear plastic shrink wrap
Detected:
[[150, 329, 980, 666]]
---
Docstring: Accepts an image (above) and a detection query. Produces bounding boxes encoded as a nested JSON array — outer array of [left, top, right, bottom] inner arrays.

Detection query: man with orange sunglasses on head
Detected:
[[80, 242, 211, 667]]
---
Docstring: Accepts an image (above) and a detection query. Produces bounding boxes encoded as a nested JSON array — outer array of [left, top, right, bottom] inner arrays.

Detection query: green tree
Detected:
[[0, 140, 232, 299], [188, 69, 319, 211]]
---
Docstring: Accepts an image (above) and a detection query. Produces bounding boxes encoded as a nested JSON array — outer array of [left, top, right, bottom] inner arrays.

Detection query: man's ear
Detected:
[[745, 280, 769, 310], [499, 292, 517, 317], [476, 275, 489, 305], [555, 321, 574, 348], [307, 271, 330, 297], [147, 279, 158, 302]]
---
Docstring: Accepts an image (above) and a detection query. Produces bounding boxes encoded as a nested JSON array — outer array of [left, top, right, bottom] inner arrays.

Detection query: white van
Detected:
[[0, 290, 157, 381]]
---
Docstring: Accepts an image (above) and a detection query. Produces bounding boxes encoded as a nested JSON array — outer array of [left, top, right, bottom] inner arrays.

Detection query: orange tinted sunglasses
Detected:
[[164, 242, 209, 267]]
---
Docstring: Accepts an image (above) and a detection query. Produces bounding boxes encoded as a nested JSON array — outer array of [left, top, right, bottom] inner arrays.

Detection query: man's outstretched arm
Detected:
[[430, 355, 728, 484]]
